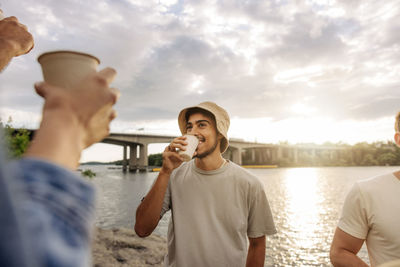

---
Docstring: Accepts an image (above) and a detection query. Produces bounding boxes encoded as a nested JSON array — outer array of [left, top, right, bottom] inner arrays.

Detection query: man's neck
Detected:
[[195, 152, 226, 171], [393, 171, 400, 180]]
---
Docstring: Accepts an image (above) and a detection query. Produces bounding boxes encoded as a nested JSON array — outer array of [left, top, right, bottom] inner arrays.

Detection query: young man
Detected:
[[135, 101, 276, 267], [330, 112, 400, 267], [0, 11, 119, 266]]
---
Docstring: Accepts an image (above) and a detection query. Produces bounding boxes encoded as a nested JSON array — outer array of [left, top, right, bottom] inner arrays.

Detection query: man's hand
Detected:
[[0, 14, 34, 70], [25, 68, 119, 169], [161, 136, 187, 174], [35, 68, 119, 149]]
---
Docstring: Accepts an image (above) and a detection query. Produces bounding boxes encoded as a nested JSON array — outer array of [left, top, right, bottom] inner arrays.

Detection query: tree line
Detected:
[[242, 142, 400, 167]]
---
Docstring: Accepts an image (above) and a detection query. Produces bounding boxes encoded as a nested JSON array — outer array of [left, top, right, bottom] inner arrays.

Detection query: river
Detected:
[[84, 165, 398, 266]]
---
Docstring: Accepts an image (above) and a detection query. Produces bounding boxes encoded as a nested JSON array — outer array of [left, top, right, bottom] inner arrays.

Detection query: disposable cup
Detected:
[[37, 50, 100, 89], [179, 135, 199, 162]]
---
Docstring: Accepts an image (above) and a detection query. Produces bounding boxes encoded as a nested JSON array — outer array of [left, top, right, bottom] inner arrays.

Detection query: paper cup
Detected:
[[38, 50, 100, 89], [179, 135, 199, 162]]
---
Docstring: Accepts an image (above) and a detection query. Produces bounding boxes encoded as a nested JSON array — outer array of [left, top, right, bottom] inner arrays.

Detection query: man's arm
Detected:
[[246, 236, 266, 267], [330, 227, 369, 267], [134, 169, 172, 237], [135, 137, 186, 237], [0, 11, 118, 267], [0, 16, 33, 71], [25, 68, 118, 169]]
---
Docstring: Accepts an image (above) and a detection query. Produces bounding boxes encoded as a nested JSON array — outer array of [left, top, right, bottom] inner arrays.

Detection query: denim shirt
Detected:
[[0, 152, 95, 267]]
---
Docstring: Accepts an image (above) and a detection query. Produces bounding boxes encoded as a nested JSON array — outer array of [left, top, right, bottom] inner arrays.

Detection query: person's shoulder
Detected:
[[355, 172, 395, 194], [226, 161, 263, 187], [357, 172, 394, 185]]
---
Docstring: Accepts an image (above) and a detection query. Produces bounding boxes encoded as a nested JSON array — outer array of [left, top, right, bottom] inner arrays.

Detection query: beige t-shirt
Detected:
[[338, 173, 400, 266], [161, 160, 276, 267]]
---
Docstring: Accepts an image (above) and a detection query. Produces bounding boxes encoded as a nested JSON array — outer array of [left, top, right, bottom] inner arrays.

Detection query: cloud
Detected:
[[1, 0, 400, 143]]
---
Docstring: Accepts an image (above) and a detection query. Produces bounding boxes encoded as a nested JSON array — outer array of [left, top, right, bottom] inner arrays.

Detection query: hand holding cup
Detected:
[[178, 134, 199, 161]]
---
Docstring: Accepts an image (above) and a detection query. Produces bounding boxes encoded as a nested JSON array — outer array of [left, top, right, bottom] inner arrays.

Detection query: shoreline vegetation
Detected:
[[82, 140, 400, 168]]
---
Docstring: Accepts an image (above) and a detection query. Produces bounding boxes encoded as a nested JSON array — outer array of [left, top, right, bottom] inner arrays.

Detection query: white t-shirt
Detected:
[[161, 160, 276, 267], [338, 173, 400, 266]]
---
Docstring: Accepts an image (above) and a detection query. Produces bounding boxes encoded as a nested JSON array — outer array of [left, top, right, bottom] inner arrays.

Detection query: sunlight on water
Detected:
[[262, 168, 331, 265], [284, 168, 323, 253]]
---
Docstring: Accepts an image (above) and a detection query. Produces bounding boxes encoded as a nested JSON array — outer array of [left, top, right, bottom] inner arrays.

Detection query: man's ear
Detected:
[[395, 132, 400, 147], [217, 133, 223, 140]]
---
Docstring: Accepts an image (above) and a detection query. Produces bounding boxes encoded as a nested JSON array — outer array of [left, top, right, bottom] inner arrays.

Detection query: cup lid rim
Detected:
[[37, 50, 100, 64]]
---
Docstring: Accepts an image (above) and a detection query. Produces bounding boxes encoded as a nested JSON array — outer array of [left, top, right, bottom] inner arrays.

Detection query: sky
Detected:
[[0, 0, 399, 162]]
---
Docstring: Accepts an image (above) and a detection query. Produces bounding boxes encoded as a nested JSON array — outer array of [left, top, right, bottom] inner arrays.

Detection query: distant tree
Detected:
[[148, 153, 163, 166], [361, 154, 378, 166], [338, 148, 354, 166], [0, 117, 31, 158], [377, 152, 397, 166]]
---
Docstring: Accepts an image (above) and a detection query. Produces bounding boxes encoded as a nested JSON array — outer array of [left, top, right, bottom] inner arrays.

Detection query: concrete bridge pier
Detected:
[[311, 149, 316, 157], [259, 148, 267, 164], [138, 144, 148, 172], [129, 144, 138, 172], [251, 149, 256, 162], [232, 147, 242, 165], [265, 148, 272, 163], [271, 147, 279, 163], [277, 147, 283, 159], [291, 148, 298, 164], [122, 145, 128, 172]]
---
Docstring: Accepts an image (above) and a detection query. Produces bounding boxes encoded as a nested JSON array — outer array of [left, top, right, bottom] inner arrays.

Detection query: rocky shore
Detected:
[[92, 227, 167, 266]]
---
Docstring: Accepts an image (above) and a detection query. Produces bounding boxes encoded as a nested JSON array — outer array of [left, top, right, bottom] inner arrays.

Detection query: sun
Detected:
[[291, 103, 317, 115]]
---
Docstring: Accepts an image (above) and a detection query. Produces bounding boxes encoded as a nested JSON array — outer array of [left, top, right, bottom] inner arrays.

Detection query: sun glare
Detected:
[[291, 103, 317, 115], [274, 65, 324, 84], [283, 168, 325, 251]]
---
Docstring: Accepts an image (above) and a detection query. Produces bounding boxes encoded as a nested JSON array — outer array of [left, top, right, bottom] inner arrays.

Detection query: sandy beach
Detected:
[[92, 227, 167, 266]]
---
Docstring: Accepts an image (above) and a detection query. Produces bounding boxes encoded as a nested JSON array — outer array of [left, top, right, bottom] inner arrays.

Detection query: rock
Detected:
[[92, 227, 167, 266]]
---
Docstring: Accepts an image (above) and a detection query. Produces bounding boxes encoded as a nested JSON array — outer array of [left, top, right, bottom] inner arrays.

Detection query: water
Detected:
[[84, 165, 399, 266]]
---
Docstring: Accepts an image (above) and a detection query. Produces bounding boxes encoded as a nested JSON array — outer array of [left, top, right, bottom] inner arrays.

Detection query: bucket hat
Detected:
[[178, 101, 230, 153]]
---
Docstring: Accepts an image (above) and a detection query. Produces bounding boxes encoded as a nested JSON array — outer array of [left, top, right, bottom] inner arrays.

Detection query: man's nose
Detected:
[[191, 126, 200, 136]]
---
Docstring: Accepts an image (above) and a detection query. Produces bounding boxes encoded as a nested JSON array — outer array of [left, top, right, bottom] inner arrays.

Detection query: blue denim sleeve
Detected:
[[5, 158, 96, 267]]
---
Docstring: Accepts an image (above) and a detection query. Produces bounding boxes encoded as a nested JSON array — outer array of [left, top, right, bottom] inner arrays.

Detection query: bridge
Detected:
[[102, 133, 346, 172]]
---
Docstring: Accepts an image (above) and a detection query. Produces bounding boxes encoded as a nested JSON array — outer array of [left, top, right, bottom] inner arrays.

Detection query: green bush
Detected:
[[148, 153, 163, 166], [81, 169, 96, 179], [1, 117, 30, 158]]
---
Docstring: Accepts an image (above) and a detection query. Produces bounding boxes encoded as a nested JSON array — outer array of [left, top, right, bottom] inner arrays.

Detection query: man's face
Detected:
[[186, 112, 220, 158]]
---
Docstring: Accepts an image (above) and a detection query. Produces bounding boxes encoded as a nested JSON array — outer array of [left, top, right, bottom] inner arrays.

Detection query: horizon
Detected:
[[0, 1, 399, 162]]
